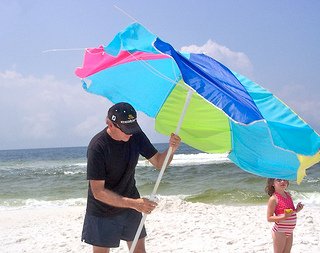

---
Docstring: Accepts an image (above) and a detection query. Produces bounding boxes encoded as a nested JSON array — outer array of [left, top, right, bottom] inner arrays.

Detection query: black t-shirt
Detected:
[[85, 128, 158, 217]]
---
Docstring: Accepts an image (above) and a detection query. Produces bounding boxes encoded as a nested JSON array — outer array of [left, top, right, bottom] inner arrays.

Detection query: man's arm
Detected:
[[90, 180, 157, 214]]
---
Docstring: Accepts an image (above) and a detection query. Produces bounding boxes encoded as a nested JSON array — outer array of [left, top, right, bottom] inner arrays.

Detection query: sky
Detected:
[[1, 0, 319, 150]]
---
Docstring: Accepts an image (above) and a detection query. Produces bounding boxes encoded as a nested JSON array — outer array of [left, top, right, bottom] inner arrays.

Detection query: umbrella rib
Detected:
[[127, 51, 180, 85]]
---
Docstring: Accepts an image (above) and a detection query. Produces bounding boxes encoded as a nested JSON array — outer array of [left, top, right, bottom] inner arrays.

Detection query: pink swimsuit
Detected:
[[272, 192, 297, 237]]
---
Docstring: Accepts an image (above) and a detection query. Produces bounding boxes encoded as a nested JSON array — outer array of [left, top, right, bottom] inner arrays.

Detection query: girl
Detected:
[[265, 178, 304, 253]]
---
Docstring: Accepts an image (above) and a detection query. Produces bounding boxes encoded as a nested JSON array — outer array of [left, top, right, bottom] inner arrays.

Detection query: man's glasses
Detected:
[[112, 122, 131, 135], [113, 122, 122, 130]]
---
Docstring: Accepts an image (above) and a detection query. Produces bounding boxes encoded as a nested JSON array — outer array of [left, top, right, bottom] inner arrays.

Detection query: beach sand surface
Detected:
[[1, 197, 319, 253]]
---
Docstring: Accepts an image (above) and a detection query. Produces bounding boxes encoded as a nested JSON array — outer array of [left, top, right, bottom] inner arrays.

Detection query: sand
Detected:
[[1, 197, 319, 253]]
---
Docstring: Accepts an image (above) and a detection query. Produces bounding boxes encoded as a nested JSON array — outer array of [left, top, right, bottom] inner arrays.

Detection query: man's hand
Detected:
[[169, 133, 181, 153], [133, 198, 158, 214]]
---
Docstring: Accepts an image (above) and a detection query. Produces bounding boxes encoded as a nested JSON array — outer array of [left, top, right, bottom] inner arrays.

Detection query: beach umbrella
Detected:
[[75, 22, 319, 183], [75, 22, 320, 251]]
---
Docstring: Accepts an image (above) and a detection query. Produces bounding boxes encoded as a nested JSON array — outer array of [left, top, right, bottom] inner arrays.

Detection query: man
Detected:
[[82, 102, 181, 253]]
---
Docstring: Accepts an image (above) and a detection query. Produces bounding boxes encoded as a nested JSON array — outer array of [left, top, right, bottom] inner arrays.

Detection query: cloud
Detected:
[[0, 70, 107, 149], [181, 39, 253, 77], [22, 112, 57, 139], [0, 70, 167, 150], [74, 115, 104, 138]]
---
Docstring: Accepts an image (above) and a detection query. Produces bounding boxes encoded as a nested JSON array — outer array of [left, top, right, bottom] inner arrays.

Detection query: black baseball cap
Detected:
[[107, 102, 141, 134]]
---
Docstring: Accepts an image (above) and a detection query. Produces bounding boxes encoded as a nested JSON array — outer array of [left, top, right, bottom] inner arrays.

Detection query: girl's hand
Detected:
[[296, 202, 304, 212], [283, 211, 292, 218]]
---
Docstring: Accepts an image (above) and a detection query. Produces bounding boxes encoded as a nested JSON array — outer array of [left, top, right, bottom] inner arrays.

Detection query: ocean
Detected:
[[1, 143, 319, 210]]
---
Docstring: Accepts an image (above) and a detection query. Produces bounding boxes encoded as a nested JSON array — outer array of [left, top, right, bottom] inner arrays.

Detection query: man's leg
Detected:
[[83, 214, 122, 251], [93, 245, 110, 253], [127, 238, 146, 253]]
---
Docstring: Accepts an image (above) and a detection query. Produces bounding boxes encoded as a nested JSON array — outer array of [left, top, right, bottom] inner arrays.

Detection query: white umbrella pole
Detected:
[[129, 89, 194, 253]]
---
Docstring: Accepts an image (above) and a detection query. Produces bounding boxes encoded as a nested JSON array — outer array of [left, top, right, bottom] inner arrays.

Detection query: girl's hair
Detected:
[[265, 178, 290, 196], [265, 178, 275, 196]]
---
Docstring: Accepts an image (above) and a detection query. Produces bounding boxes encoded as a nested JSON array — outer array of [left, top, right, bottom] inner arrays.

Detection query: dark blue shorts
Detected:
[[81, 209, 147, 248]]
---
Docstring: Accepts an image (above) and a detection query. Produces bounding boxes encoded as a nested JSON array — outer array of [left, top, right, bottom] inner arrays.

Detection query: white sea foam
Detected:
[[0, 198, 87, 211], [138, 153, 230, 167], [63, 170, 84, 175], [72, 162, 87, 167], [291, 191, 320, 206]]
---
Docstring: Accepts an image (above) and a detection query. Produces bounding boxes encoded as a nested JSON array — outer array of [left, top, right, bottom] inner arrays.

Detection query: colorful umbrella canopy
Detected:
[[75, 23, 320, 184]]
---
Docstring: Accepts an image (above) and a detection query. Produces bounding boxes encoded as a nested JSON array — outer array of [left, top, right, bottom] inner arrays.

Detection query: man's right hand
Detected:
[[133, 198, 158, 214]]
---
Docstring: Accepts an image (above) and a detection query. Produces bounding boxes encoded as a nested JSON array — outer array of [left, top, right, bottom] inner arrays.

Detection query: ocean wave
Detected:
[[0, 165, 86, 177], [0, 198, 87, 211], [291, 191, 320, 206], [138, 153, 230, 167], [304, 177, 320, 184], [63, 170, 85, 175], [1, 190, 320, 212], [184, 188, 267, 205]]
